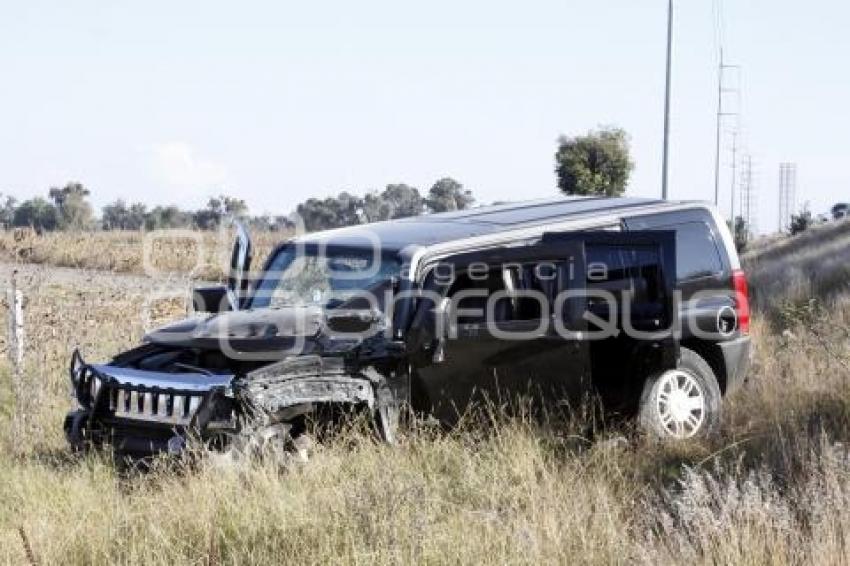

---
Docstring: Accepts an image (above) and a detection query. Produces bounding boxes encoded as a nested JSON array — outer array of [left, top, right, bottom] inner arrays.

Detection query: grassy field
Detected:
[[0, 228, 285, 281], [1, 223, 849, 564]]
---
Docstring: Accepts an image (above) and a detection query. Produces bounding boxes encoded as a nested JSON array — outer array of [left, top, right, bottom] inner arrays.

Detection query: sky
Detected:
[[1, 1, 848, 234]]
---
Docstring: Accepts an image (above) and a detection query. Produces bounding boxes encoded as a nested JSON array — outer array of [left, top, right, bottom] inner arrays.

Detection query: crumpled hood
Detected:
[[144, 306, 325, 353]]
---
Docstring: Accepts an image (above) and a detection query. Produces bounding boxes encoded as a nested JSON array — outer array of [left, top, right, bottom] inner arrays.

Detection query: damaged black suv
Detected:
[[65, 197, 751, 455]]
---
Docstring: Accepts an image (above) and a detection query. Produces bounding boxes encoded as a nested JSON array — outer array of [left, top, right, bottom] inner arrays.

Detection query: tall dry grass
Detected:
[[0, 224, 848, 564], [0, 228, 284, 281], [744, 219, 850, 313]]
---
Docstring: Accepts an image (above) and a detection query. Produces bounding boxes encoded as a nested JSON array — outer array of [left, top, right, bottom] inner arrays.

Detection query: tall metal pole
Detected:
[[713, 49, 723, 206], [661, 0, 673, 200], [729, 130, 737, 223]]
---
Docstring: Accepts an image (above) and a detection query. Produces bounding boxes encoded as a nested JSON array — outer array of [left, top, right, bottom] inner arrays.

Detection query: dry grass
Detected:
[[0, 228, 285, 281], [744, 219, 850, 314], [0, 225, 849, 564]]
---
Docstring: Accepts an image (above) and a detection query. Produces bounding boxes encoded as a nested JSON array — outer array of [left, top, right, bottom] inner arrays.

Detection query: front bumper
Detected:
[[66, 359, 236, 456]]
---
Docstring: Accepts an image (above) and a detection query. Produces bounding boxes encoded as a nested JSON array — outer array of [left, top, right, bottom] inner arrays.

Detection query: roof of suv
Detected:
[[296, 196, 696, 251]]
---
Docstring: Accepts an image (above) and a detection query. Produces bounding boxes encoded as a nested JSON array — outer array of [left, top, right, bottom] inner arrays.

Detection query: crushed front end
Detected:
[[64, 340, 405, 457], [65, 347, 239, 455]]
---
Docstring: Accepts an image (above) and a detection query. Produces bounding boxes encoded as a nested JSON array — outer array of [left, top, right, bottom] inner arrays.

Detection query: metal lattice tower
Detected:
[[740, 155, 757, 236], [713, 49, 740, 208], [778, 162, 797, 233]]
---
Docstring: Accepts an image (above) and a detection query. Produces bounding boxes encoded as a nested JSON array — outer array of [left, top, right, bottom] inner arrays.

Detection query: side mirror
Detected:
[[192, 285, 234, 314]]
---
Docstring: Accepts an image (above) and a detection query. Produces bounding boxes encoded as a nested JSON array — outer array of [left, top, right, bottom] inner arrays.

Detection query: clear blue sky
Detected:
[[1, 1, 847, 233]]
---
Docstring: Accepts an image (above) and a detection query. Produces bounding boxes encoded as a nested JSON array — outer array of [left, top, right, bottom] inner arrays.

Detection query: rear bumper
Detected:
[[717, 335, 752, 394]]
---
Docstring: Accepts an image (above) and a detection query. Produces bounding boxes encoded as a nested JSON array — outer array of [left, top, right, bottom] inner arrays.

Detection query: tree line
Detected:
[[2, 127, 639, 233], [0, 177, 476, 233]]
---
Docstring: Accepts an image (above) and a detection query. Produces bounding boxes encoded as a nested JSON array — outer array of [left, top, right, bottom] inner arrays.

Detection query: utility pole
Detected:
[[729, 131, 737, 223], [661, 0, 673, 200], [713, 49, 740, 206]]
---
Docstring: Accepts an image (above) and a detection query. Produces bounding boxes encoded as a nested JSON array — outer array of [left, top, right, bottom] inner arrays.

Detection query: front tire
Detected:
[[638, 347, 722, 439]]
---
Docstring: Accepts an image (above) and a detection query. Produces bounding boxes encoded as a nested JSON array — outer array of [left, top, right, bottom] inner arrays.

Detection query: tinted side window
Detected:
[[446, 269, 506, 324], [585, 244, 628, 320], [446, 263, 559, 324], [667, 222, 723, 280], [585, 243, 664, 321]]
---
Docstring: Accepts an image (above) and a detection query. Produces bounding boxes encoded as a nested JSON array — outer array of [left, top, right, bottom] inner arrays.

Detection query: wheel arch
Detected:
[[680, 340, 728, 394]]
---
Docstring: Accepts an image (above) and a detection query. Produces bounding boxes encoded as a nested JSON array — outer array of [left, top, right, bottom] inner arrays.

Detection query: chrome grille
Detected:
[[106, 384, 204, 425]]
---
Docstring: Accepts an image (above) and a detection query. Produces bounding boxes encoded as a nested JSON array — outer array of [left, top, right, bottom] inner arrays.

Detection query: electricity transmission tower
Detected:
[[740, 155, 757, 237], [713, 49, 740, 207], [729, 131, 738, 223], [778, 162, 797, 233]]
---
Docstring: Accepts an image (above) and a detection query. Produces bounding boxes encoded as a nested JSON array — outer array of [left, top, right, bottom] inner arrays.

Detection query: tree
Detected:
[[102, 200, 147, 230], [790, 205, 814, 236], [221, 195, 248, 218], [294, 182, 477, 232], [296, 193, 364, 232], [335, 191, 370, 226], [382, 184, 424, 218], [426, 178, 474, 213], [13, 197, 59, 232], [246, 213, 294, 232], [831, 202, 849, 221], [48, 182, 93, 230], [145, 205, 192, 230], [194, 194, 250, 229], [361, 191, 392, 223], [555, 127, 634, 197], [731, 216, 749, 252]]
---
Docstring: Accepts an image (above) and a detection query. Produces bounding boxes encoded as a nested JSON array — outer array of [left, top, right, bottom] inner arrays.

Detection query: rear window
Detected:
[[667, 222, 723, 280], [584, 242, 668, 328]]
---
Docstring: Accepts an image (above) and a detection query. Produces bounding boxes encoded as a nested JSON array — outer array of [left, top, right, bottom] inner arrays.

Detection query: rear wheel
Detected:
[[638, 347, 722, 439]]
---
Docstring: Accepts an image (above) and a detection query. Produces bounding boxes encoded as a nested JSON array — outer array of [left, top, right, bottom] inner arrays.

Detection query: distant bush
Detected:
[[790, 205, 814, 235]]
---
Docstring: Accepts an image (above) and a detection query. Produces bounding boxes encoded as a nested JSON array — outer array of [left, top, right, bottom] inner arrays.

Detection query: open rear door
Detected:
[[228, 221, 253, 310], [412, 238, 588, 424], [542, 230, 679, 407]]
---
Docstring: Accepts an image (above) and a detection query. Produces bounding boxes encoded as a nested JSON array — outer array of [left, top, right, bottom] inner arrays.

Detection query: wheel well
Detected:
[[680, 340, 728, 394]]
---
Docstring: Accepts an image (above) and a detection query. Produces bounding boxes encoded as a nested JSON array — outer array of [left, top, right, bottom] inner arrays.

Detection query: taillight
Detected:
[[732, 269, 750, 335]]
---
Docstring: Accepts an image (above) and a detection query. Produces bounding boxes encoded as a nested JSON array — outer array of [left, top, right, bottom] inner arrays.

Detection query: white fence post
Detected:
[[7, 274, 24, 370], [7, 270, 25, 438]]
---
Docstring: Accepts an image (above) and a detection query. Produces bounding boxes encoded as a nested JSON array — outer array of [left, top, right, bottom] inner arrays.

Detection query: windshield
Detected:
[[250, 246, 402, 309]]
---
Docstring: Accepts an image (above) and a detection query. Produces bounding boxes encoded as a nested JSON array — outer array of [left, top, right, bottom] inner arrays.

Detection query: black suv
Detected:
[[65, 197, 751, 454]]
